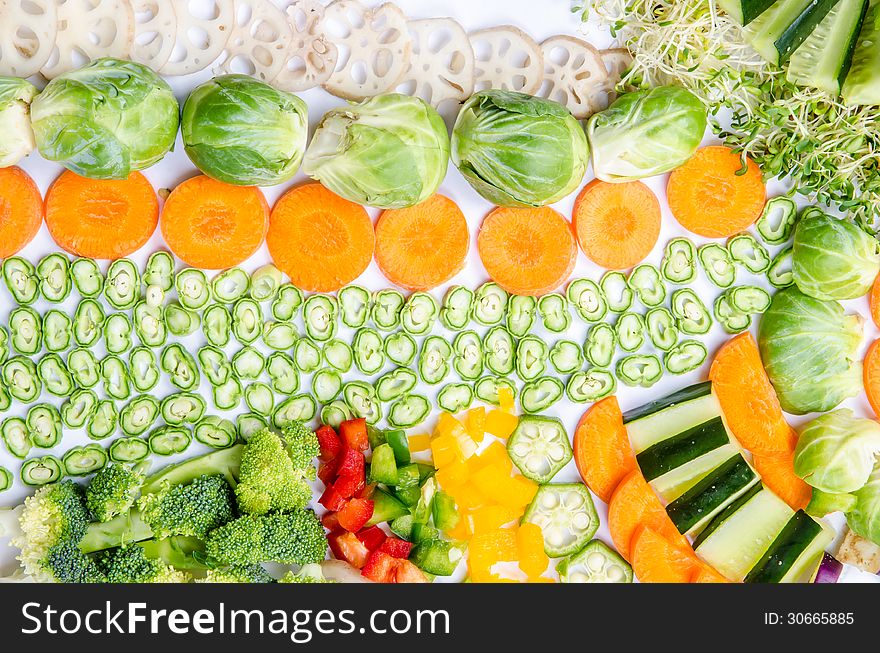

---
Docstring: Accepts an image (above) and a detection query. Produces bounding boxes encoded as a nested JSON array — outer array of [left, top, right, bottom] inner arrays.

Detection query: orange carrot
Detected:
[[690, 562, 731, 583], [709, 332, 791, 455], [45, 170, 158, 259], [477, 205, 576, 296], [630, 526, 698, 583], [161, 175, 268, 269], [753, 449, 812, 511], [572, 179, 660, 270], [268, 183, 374, 292], [667, 145, 766, 238], [870, 275, 880, 329], [863, 338, 880, 417], [573, 396, 636, 503], [0, 166, 42, 258], [375, 194, 469, 291]]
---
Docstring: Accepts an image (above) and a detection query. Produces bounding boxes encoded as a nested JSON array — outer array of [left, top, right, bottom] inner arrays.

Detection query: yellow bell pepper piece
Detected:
[[464, 406, 487, 443], [435, 412, 467, 439], [517, 523, 549, 579], [485, 409, 518, 439], [430, 433, 462, 469], [408, 433, 431, 452], [445, 508, 472, 541], [498, 386, 515, 413], [496, 474, 539, 512], [447, 481, 486, 510], [435, 460, 469, 490], [471, 504, 519, 534]]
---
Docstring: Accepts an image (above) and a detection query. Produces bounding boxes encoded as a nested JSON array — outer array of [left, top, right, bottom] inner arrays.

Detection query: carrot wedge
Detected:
[[753, 448, 812, 511], [0, 166, 42, 258], [870, 276, 880, 329], [573, 396, 636, 503], [864, 339, 880, 417], [631, 526, 698, 583]]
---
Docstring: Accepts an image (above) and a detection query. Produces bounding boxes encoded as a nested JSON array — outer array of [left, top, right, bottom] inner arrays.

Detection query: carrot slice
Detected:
[[573, 396, 636, 503], [607, 470, 687, 562], [690, 563, 731, 583], [267, 183, 374, 293], [45, 170, 158, 259], [161, 175, 268, 269], [863, 339, 880, 417], [709, 332, 791, 455], [477, 205, 576, 296], [871, 275, 880, 329], [572, 179, 660, 270], [631, 526, 698, 583], [753, 449, 812, 511], [375, 194, 469, 291], [0, 166, 42, 258], [667, 145, 766, 238]]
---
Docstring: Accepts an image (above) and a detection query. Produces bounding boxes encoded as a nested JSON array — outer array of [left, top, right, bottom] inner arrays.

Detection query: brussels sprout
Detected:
[[758, 287, 863, 414], [586, 86, 707, 182], [303, 93, 449, 209], [0, 77, 37, 167], [794, 410, 880, 494], [848, 465, 880, 545], [182, 75, 308, 186], [31, 58, 179, 179], [792, 211, 880, 301], [452, 90, 587, 207]]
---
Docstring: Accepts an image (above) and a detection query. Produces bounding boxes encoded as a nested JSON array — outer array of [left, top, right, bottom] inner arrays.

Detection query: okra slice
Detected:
[[38, 354, 74, 397], [538, 293, 572, 332], [149, 426, 192, 456], [293, 338, 321, 374], [520, 376, 564, 414], [87, 400, 118, 440], [727, 285, 771, 314], [164, 302, 200, 337], [203, 304, 232, 347], [728, 233, 770, 273], [37, 253, 72, 302], [266, 352, 299, 394], [10, 306, 41, 354], [60, 388, 98, 429], [383, 332, 416, 367], [212, 376, 243, 410], [20, 456, 64, 486], [104, 313, 133, 354], [68, 347, 100, 389], [376, 367, 418, 402], [73, 298, 105, 347], [236, 413, 269, 441], [3, 257, 39, 304], [27, 404, 63, 448], [63, 444, 108, 476], [484, 325, 515, 375], [324, 338, 354, 372], [109, 437, 151, 464], [105, 259, 140, 309], [713, 294, 751, 334], [312, 370, 342, 403], [664, 339, 708, 375], [418, 335, 452, 385], [4, 357, 40, 402], [474, 376, 517, 406], [320, 400, 353, 429], [616, 354, 663, 388], [661, 238, 697, 284], [401, 292, 439, 335], [452, 330, 483, 381], [566, 369, 616, 403], [516, 335, 549, 381], [549, 340, 583, 374], [133, 301, 167, 348], [472, 282, 508, 326], [101, 354, 131, 400], [161, 343, 200, 391], [645, 307, 679, 352], [522, 483, 598, 557], [211, 267, 250, 303], [371, 289, 405, 330], [767, 246, 794, 288], [698, 243, 736, 288], [388, 394, 431, 428], [232, 346, 266, 379], [244, 381, 276, 414], [343, 381, 382, 424], [262, 321, 297, 350], [272, 284, 303, 321], [175, 268, 211, 310], [43, 309, 72, 352], [273, 394, 317, 427], [558, 540, 633, 583], [160, 392, 206, 426], [628, 264, 666, 307], [338, 285, 371, 328], [671, 289, 712, 335], [756, 196, 797, 245], [143, 251, 175, 292], [507, 415, 572, 484], [250, 264, 283, 301], [69, 257, 104, 298], [599, 271, 633, 313], [194, 416, 237, 449], [566, 279, 607, 323], [615, 311, 645, 352], [129, 346, 160, 392], [353, 328, 386, 374], [507, 295, 537, 337], [437, 383, 474, 413], [2, 417, 32, 458], [303, 294, 338, 341], [440, 285, 473, 330], [198, 345, 232, 387], [120, 395, 161, 435]]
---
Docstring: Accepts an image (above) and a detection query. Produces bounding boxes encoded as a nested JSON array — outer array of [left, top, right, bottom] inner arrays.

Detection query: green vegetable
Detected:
[[194, 416, 237, 449], [376, 367, 418, 402], [160, 393, 206, 427], [320, 401, 353, 430], [452, 90, 588, 207], [0, 466, 12, 493], [104, 259, 140, 310], [3, 257, 39, 305], [522, 483, 599, 557], [507, 415, 572, 483], [100, 355, 131, 400], [628, 264, 666, 307], [388, 394, 431, 428], [768, 246, 795, 288], [43, 310, 72, 352], [474, 376, 517, 406], [506, 294, 537, 336], [4, 356, 40, 402], [550, 340, 584, 375], [60, 388, 98, 429], [452, 330, 483, 380], [37, 253, 72, 302], [10, 306, 41, 354], [27, 404, 62, 448], [104, 313, 133, 354], [338, 285, 371, 328], [303, 294, 337, 341], [236, 413, 269, 441], [440, 285, 473, 330], [86, 463, 144, 522], [671, 289, 712, 334], [291, 339, 319, 374], [87, 400, 118, 440], [69, 257, 104, 297], [520, 377, 564, 413], [848, 465, 880, 544], [615, 311, 645, 352], [119, 395, 160, 435], [133, 301, 166, 347], [231, 298, 262, 344], [728, 286, 771, 314], [202, 304, 231, 347], [484, 326, 515, 375], [38, 354, 73, 397], [73, 298, 105, 347], [401, 292, 439, 335], [472, 282, 508, 325], [21, 456, 64, 486], [68, 347, 101, 388], [728, 233, 771, 273], [616, 354, 663, 388], [249, 264, 283, 302], [714, 293, 751, 334], [756, 196, 798, 245], [243, 381, 275, 414], [148, 426, 192, 456], [0, 76, 37, 166], [565, 279, 606, 324], [599, 270, 633, 312], [272, 284, 303, 321], [63, 444, 108, 477], [584, 323, 616, 368], [161, 344, 200, 391], [262, 321, 297, 350], [96, 544, 191, 583], [369, 443, 399, 485], [353, 328, 385, 374], [343, 381, 381, 424], [516, 335, 549, 381], [805, 489, 857, 517], [437, 383, 474, 413], [419, 336, 452, 385], [661, 238, 697, 284], [558, 540, 633, 583], [566, 369, 617, 403], [174, 268, 210, 310], [266, 352, 298, 394], [273, 394, 317, 427], [411, 540, 463, 576], [109, 438, 150, 464], [538, 293, 571, 332], [232, 346, 266, 380], [645, 307, 678, 351], [699, 243, 737, 288], [2, 417, 31, 459], [211, 267, 250, 303], [371, 289, 404, 330], [664, 340, 708, 375], [129, 347, 160, 392], [312, 370, 341, 403], [206, 510, 326, 566], [324, 338, 354, 372], [143, 251, 174, 292]]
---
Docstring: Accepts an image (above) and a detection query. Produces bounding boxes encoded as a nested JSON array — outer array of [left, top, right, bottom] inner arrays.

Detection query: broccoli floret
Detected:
[[96, 545, 191, 583], [234, 427, 317, 515], [86, 464, 144, 522], [278, 563, 335, 584], [140, 445, 244, 495], [202, 564, 275, 583], [205, 511, 327, 566], [139, 474, 236, 540]]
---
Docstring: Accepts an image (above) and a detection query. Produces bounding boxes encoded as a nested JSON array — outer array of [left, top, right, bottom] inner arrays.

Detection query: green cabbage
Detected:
[[758, 287, 863, 415], [0, 77, 37, 167], [848, 464, 880, 545], [451, 90, 588, 207], [303, 93, 449, 209], [182, 75, 308, 186], [586, 85, 707, 182], [31, 58, 179, 179]]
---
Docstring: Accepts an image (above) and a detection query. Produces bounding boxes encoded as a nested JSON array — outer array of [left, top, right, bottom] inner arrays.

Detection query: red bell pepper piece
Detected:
[[335, 447, 365, 479], [321, 511, 341, 533], [318, 484, 346, 512], [316, 425, 343, 460], [333, 473, 365, 500], [394, 560, 429, 583], [328, 531, 370, 569], [356, 525, 387, 551], [361, 550, 398, 583], [379, 537, 413, 559], [339, 418, 369, 452], [358, 483, 376, 500], [318, 458, 340, 486], [337, 497, 374, 532]]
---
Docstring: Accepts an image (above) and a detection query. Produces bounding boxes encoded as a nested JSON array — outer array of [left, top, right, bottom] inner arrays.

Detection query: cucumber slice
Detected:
[[636, 417, 731, 482], [745, 511, 834, 583], [745, 0, 842, 64], [842, 0, 880, 104], [650, 443, 740, 502], [717, 0, 778, 24], [623, 381, 714, 425]]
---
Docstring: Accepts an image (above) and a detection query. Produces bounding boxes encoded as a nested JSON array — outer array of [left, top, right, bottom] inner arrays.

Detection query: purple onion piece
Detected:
[[813, 553, 844, 583]]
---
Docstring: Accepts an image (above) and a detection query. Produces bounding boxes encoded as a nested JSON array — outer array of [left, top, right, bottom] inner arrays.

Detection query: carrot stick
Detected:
[[573, 396, 636, 503], [870, 275, 880, 329], [863, 338, 880, 417], [0, 166, 42, 258]]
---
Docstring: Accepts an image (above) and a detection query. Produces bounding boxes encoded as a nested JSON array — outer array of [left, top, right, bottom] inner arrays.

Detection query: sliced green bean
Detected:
[[371, 289, 405, 331], [698, 243, 737, 288], [383, 332, 416, 367], [104, 313, 133, 354], [472, 282, 508, 326], [353, 328, 385, 374], [133, 301, 167, 348], [303, 294, 338, 341], [68, 347, 100, 389], [539, 293, 571, 332], [516, 335, 549, 381], [43, 309, 72, 352], [661, 238, 697, 284], [266, 352, 299, 394], [60, 388, 98, 429], [73, 298, 105, 347], [38, 353, 74, 397], [104, 259, 140, 309], [211, 267, 250, 303], [62, 444, 107, 476], [100, 355, 131, 400], [160, 392, 206, 426], [324, 339, 354, 372], [164, 302, 200, 337], [418, 336, 451, 385], [86, 400, 118, 440], [129, 346, 160, 392], [713, 294, 751, 334], [212, 376, 243, 410], [388, 394, 430, 428], [615, 312, 645, 352], [507, 295, 537, 337], [109, 437, 150, 463], [194, 416, 237, 449], [27, 404, 62, 448], [120, 395, 161, 435], [161, 344, 200, 391], [484, 326, 515, 375], [438, 383, 475, 413], [376, 367, 418, 402], [21, 456, 63, 486], [599, 271, 633, 313], [70, 257, 104, 298], [343, 381, 382, 424], [272, 284, 303, 321], [143, 251, 174, 292], [520, 377, 564, 414], [474, 376, 517, 406], [175, 268, 211, 310], [728, 233, 770, 273], [198, 345, 232, 387], [3, 257, 39, 304], [671, 289, 712, 335], [4, 357, 40, 402], [567, 279, 607, 323], [0, 383, 9, 412], [401, 292, 439, 335], [312, 370, 342, 403], [0, 326, 8, 365], [645, 307, 678, 352], [616, 354, 662, 388], [149, 425, 192, 456], [37, 253, 71, 302], [767, 246, 794, 288], [262, 321, 297, 350], [440, 285, 473, 330], [293, 338, 321, 374], [727, 285, 771, 314], [232, 298, 263, 344], [664, 340, 708, 375], [250, 264, 283, 302], [452, 330, 483, 381], [320, 400, 353, 429], [628, 264, 666, 307], [549, 340, 583, 374], [237, 413, 269, 441], [273, 394, 317, 427], [199, 304, 230, 347], [756, 196, 797, 245], [232, 346, 265, 380], [566, 369, 616, 403], [0, 466, 10, 493], [2, 417, 32, 459], [10, 306, 41, 354], [338, 285, 371, 328], [244, 381, 275, 414]]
